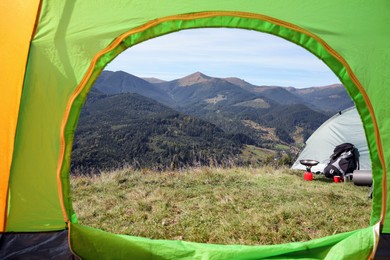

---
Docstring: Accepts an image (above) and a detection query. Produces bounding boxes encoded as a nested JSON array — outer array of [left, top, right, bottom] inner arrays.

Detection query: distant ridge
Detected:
[[286, 83, 350, 112], [93, 70, 173, 105], [99, 71, 350, 113], [142, 77, 166, 84], [94, 71, 353, 113], [224, 77, 253, 88]]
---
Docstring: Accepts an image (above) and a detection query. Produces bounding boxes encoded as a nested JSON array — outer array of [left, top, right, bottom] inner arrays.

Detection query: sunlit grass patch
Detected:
[[70, 166, 371, 245]]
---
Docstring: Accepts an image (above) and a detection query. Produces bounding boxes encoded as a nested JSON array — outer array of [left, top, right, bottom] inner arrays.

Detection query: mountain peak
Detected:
[[224, 77, 253, 88], [177, 72, 212, 86]]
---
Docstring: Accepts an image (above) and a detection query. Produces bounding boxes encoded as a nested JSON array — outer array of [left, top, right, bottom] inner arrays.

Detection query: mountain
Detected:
[[155, 72, 257, 107], [142, 77, 166, 84], [92, 71, 345, 146], [71, 90, 252, 171], [224, 79, 352, 112], [224, 77, 254, 88], [95, 71, 351, 114], [224, 77, 305, 106], [176, 72, 213, 87], [153, 72, 329, 144], [71, 71, 352, 170], [93, 70, 173, 105], [238, 85, 305, 106], [287, 84, 353, 113]]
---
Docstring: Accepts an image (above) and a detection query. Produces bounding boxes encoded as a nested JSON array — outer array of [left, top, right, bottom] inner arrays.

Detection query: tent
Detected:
[[292, 107, 371, 173], [1, 0, 390, 258]]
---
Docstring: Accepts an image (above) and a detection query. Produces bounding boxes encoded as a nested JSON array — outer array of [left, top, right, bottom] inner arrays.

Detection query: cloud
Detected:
[[105, 28, 340, 88]]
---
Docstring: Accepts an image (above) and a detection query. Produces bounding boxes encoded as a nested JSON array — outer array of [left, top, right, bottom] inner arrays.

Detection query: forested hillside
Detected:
[[71, 71, 352, 171], [71, 90, 253, 171]]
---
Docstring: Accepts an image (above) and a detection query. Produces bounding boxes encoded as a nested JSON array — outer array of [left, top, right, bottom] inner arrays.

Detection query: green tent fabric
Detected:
[[2, 0, 390, 258], [70, 223, 377, 259]]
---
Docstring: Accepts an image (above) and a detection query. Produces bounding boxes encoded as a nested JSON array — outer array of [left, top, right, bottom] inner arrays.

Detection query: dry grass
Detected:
[[70, 166, 371, 245]]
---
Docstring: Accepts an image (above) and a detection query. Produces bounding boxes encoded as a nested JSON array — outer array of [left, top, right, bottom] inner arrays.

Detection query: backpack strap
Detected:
[[353, 147, 360, 170]]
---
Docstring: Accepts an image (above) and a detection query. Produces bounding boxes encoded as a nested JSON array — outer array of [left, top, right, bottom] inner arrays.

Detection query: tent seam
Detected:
[[67, 222, 81, 259], [368, 222, 381, 259]]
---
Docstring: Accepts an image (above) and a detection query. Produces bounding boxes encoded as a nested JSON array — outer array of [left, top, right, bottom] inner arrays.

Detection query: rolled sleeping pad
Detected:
[[353, 170, 372, 186]]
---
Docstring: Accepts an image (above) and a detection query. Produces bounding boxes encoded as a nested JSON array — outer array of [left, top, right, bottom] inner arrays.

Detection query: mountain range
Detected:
[[71, 70, 353, 171], [94, 71, 352, 142], [95, 71, 352, 113]]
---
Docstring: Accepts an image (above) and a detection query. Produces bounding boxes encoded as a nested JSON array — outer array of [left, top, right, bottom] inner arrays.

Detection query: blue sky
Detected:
[[105, 28, 340, 88]]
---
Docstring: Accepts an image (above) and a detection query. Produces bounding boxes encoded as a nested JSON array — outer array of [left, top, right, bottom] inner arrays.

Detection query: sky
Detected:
[[105, 28, 341, 88]]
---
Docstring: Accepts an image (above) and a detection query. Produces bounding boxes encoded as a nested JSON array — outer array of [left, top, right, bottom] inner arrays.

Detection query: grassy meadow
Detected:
[[70, 166, 371, 245]]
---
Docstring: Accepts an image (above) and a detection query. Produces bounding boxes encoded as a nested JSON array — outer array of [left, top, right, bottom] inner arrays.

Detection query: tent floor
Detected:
[[0, 229, 75, 259], [374, 233, 390, 259]]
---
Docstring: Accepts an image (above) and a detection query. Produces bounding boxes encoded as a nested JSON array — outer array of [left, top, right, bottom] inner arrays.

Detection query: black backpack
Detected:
[[323, 143, 359, 178]]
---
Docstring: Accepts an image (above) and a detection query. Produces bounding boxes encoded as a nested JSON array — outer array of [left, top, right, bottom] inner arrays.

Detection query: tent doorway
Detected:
[[70, 29, 369, 246]]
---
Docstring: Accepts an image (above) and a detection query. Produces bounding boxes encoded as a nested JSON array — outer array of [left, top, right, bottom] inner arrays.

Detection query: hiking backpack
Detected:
[[323, 143, 359, 178]]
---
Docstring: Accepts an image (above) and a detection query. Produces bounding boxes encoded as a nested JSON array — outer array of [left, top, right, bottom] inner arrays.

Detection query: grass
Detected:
[[70, 166, 372, 245], [274, 144, 290, 151], [240, 145, 276, 164], [242, 145, 275, 158]]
